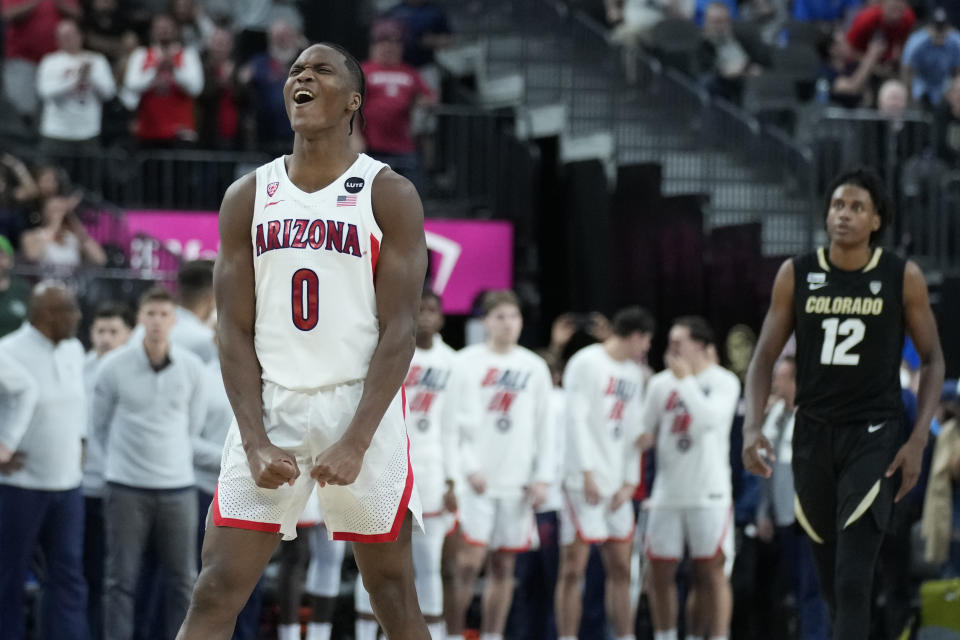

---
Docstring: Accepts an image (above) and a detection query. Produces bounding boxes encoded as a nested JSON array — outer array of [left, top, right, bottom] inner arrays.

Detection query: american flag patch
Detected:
[[336, 195, 357, 207]]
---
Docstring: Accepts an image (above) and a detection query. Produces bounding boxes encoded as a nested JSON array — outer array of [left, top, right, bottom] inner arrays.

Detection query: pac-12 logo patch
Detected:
[[869, 281, 882, 295], [344, 177, 365, 194], [266, 181, 279, 197]]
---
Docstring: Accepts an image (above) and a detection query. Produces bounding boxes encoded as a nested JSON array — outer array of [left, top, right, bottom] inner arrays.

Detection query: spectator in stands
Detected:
[[901, 7, 960, 108], [817, 28, 885, 108], [170, 0, 215, 51], [122, 13, 205, 147], [699, 1, 763, 102], [606, 0, 695, 61], [37, 19, 118, 152], [0, 154, 42, 247], [792, 0, 861, 23], [198, 27, 241, 149], [20, 195, 108, 269], [0, 281, 87, 640], [0, 235, 30, 337], [922, 381, 960, 577], [239, 18, 303, 151], [385, 0, 453, 80], [82, 0, 136, 65], [878, 77, 909, 117], [93, 286, 206, 640], [846, 0, 916, 70], [358, 19, 437, 190], [935, 76, 960, 164], [170, 259, 216, 363], [1, 0, 82, 126], [82, 301, 133, 640], [754, 356, 830, 640], [694, 0, 737, 26], [203, 0, 303, 34]]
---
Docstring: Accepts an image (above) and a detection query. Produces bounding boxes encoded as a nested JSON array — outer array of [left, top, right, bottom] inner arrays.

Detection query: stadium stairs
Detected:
[[436, 0, 818, 257]]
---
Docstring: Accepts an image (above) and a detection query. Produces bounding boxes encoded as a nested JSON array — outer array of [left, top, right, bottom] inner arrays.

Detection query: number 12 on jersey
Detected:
[[292, 268, 319, 331], [820, 317, 865, 366]]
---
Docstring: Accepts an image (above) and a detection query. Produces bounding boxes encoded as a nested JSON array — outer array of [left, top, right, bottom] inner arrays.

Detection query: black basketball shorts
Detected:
[[791, 414, 901, 544]]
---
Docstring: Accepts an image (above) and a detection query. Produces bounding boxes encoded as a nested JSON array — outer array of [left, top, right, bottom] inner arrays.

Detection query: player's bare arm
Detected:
[[215, 173, 299, 489], [742, 258, 796, 478], [311, 169, 427, 486], [885, 260, 944, 501]]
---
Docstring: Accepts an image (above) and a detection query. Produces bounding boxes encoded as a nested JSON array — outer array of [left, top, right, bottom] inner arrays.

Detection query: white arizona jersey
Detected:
[[563, 344, 645, 497], [450, 344, 554, 497], [404, 338, 457, 514], [641, 365, 740, 508], [251, 154, 388, 391]]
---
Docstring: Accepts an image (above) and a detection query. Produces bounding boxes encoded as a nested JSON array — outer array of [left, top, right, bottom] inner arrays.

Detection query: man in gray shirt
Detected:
[[0, 281, 88, 640], [170, 259, 217, 364], [82, 301, 133, 640], [93, 286, 206, 640]]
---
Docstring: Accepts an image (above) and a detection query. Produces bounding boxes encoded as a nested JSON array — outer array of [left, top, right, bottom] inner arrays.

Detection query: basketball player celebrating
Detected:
[[177, 42, 430, 640], [355, 290, 457, 640], [448, 290, 554, 640], [640, 317, 741, 640], [742, 168, 944, 640], [554, 306, 653, 640]]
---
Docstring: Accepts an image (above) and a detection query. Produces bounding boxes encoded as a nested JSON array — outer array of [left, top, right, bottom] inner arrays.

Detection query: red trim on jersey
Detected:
[[458, 516, 534, 552], [331, 436, 415, 544], [212, 485, 282, 534], [297, 520, 323, 529], [563, 489, 606, 545], [369, 234, 380, 281], [445, 517, 460, 537], [459, 529, 488, 548], [692, 506, 733, 562]]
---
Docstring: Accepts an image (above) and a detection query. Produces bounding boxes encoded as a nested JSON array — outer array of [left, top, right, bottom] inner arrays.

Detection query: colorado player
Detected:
[[447, 290, 554, 640], [554, 306, 654, 640], [355, 290, 457, 640], [639, 317, 741, 640], [742, 168, 944, 640], [177, 42, 430, 640]]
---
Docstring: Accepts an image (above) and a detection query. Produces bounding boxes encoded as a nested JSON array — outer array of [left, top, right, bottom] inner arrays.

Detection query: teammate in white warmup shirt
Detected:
[[355, 290, 457, 640], [640, 316, 740, 640], [555, 306, 655, 640], [447, 290, 554, 640]]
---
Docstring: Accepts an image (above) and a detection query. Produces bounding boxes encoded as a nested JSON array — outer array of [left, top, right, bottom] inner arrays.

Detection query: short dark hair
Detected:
[[93, 301, 134, 328], [481, 290, 521, 317], [177, 260, 214, 305], [422, 289, 442, 306], [673, 315, 715, 347], [823, 167, 893, 245], [139, 286, 175, 309], [316, 41, 366, 135], [612, 306, 655, 337]]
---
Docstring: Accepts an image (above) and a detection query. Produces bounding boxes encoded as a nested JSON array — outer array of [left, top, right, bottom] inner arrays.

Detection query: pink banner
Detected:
[[125, 210, 512, 314]]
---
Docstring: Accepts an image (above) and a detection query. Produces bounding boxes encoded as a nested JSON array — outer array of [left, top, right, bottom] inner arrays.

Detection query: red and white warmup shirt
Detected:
[[450, 344, 555, 497], [404, 338, 457, 515], [562, 343, 645, 497], [251, 153, 388, 391], [640, 365, 741, 508]]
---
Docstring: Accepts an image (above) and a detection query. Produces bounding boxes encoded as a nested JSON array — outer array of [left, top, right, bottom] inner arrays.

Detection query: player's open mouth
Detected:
[[293, 89, 315, 105]]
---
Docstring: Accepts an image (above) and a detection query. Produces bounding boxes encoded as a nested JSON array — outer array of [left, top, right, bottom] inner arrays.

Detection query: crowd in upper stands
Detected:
[[598, 0, 960, 165], [0, 0, 449, 169]]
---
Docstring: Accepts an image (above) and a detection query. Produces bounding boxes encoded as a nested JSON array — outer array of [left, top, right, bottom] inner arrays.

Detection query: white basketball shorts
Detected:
[[644, 504, 734, 564], [213, 379, 423, 541], [458, 489, 539, 552], [560, 489, 635, 547]]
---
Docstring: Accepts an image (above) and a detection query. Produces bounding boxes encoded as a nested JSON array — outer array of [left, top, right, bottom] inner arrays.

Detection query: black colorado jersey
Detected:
[[792, 247, 905, 425]]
